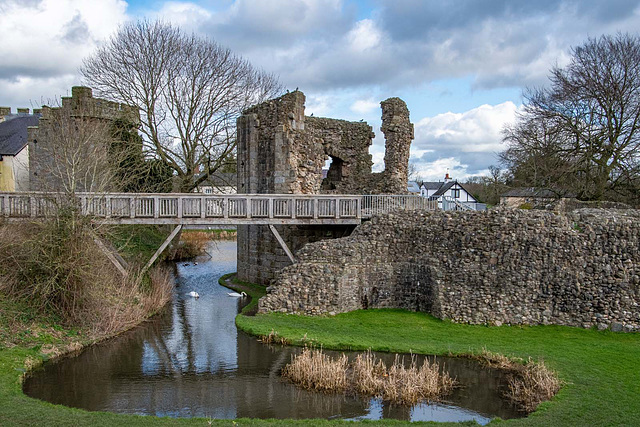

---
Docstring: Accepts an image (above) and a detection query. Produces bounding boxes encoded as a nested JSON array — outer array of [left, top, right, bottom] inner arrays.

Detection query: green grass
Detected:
[[218, 273, 266, 315], [107, 225, 170, 262], [2, 278, 639, 426], [237, 309, 640, 426]]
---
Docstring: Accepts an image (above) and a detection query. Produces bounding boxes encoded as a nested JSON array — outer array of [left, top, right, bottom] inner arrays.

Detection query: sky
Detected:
[[2, 0, 640, 181]]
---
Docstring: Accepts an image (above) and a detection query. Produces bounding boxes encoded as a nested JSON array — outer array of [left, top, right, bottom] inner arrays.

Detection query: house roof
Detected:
[[420, 181, 444, 191], [501, 187, 573, 198], [407, 181, 421, 192], [431, 181, 455, 197], [0, 114, 40, 156]]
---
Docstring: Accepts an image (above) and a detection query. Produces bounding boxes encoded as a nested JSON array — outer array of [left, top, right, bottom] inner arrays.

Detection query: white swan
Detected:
[[188, 291, 200, 298], [227, 291, 247, 298]]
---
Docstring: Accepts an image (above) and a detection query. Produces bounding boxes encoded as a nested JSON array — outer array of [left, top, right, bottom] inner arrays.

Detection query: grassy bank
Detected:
[[236, 309, 640, 426]]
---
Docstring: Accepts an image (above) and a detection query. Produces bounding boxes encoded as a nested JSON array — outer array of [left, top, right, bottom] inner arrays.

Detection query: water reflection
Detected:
[[23, 241, 522, 423]]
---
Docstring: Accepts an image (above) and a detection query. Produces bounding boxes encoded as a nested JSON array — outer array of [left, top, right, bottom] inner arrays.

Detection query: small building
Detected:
[[417, 173, 485, 210], [194, 172, 237, 195], [0, 109, 41, 191]]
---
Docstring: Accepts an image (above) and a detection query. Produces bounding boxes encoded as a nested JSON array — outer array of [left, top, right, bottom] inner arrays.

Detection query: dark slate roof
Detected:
[[501, 187, 574, 198], [420, 181, 445, 190], [0, 115, 40, 156], [431, 181, 455, 197]]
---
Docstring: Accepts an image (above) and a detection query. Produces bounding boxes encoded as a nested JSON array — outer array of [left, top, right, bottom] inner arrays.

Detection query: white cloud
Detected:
[[0, 0, 128, 106], [346, 19, 383, 52], [410, 102, 521, 179], [411, 157, 471, 182], [305, 94, 335, 117], [415, 102, 520, 153], [350, 98, 379, 115], [156, 2, 211, 28]]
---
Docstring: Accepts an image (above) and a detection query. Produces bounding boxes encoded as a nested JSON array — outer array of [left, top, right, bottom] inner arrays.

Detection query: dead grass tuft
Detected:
[[283, 348, 455, 406], [168, 231, 211, 260], [258, 329, 290, 345], [471, 349, 562, 412], [508, 358, 562, 412], [282, 347, 349, 393]]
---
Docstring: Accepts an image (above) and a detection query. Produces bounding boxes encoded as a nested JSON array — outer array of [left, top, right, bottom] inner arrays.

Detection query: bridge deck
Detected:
[[0, 192, 438, 225]]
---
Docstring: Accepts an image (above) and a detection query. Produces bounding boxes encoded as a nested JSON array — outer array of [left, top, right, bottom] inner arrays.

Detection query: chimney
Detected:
[[0, 107, 10, 121], [444, 168, 451, 182], [17, 108, 30, 114]]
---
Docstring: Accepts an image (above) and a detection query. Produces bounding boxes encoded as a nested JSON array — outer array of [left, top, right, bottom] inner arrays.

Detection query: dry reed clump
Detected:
[[258, 329, 291, 345], [472, 349, 562, 412], [508, 358, 562, 412], [281, 347, 349, 393], [168, 231, 214, 260], [282, 348, 456, 406]]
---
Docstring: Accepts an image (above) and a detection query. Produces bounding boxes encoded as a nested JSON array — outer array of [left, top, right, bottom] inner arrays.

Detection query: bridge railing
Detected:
[[1, 192, 442, 223], [0, 192, 363, 224], [361, 194, 439, 218]]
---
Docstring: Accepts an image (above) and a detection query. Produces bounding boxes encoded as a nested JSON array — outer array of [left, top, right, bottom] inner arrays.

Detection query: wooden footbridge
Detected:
[[0, 192, 438, 225], [0, 192, 438, 275]]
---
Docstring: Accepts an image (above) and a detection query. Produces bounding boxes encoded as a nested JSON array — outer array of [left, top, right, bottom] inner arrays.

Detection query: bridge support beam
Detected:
[[93, 235, 129, 278], [142, 225, 183, 275], [269, 224, 296, 264]]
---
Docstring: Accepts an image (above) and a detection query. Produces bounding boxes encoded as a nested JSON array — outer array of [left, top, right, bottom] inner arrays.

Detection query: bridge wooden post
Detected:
[[269, 224, 295, 264], [153, 196, 159, 218], [93, 234, 129, 278], [130, 197, 135, 219], [141, 225, 183, 275], [29, 195, 36, 218], [2, 195, 8, 217]]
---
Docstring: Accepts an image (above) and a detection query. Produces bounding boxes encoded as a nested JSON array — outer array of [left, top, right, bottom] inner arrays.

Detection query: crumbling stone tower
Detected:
[[237, 91, 413, 284], [28, 86, 139, 191], [380, 97, 413, 194]]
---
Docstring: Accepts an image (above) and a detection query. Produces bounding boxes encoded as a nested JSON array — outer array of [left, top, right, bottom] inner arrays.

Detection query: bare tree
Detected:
[[81, 20, 282, 192], [501, 33, 640, 204]]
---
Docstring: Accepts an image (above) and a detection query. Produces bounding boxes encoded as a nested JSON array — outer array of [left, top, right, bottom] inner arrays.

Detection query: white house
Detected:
[[410, 173, 485, 210]]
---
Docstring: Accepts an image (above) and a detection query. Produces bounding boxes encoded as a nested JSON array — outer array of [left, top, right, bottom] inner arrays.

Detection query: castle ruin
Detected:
[[236, 91, 414, 284]]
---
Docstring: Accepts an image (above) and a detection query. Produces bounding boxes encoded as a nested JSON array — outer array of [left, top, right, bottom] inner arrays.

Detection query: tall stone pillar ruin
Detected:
[[380, 98, 414, 194]]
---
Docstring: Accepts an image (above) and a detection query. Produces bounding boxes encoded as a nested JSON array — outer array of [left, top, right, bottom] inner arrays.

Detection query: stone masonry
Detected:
[[259, 208, 640, 332], [28, 86, 139, 191], [237, 91, 414, 284]]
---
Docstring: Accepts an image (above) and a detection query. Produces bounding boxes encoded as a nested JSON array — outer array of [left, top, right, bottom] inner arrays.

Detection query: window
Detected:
[[451, 189, 460, 198]]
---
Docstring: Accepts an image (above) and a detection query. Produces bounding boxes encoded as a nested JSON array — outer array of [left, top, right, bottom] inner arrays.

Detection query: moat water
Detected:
[[23, 241, 523, 423]]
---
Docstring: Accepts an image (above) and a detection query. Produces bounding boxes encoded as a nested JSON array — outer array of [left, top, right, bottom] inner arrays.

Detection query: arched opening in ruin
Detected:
[[321, 155, 344, 191]]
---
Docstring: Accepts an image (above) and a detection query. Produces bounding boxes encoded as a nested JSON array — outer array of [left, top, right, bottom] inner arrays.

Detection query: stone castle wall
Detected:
[[258, 208, 640, 332], [236, 91, 414, 284], [28, 86, 139, 191]]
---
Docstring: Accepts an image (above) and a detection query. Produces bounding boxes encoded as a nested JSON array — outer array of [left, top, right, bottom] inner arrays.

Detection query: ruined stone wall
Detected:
[[236, 91, 414, 284], [258, 208, 640, 332], [28, 86, 139, 191]]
